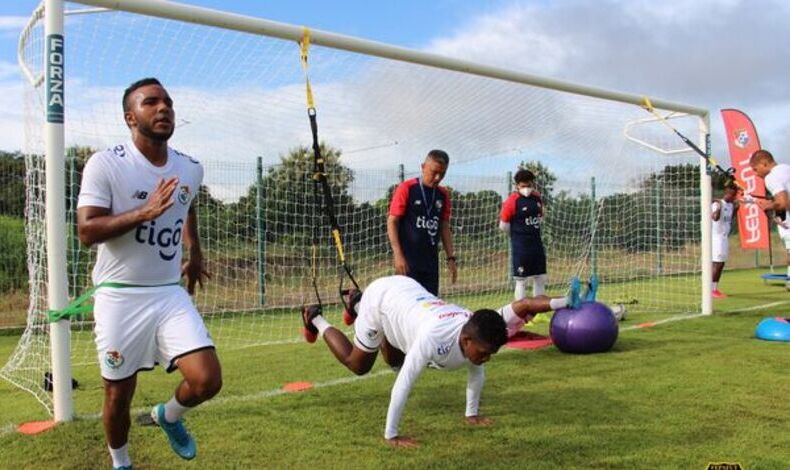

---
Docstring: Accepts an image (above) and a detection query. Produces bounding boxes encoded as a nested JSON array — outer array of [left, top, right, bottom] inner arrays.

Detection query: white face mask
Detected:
[[518, 187, 532, 197]]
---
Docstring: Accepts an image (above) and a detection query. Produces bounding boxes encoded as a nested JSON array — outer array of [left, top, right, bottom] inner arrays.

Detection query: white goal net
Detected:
[[2, 0, 709, 415]]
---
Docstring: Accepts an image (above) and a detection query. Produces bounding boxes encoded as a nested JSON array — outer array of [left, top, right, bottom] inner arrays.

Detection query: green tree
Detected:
[[0, 151, 25, 217], [231, 143, 355, 244]]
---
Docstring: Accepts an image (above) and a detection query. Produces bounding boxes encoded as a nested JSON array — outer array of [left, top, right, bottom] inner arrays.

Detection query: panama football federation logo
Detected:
[[177, 185, 191, 205], [733, 129, 750, 149], [435, 200, 442, 210], [104, 350, 124, 369]]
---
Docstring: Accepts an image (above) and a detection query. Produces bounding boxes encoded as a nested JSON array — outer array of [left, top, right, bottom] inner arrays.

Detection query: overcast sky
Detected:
[[0, 0, 787, 165]]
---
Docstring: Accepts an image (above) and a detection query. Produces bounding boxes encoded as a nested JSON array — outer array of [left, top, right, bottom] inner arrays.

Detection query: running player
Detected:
[[77, 78, 222, 469]]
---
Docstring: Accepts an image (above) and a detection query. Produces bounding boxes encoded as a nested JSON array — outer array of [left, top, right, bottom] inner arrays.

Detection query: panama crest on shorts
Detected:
[[104, 350, 125, 369]]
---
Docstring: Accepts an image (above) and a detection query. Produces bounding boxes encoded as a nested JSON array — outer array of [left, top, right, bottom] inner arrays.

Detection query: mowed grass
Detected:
[[1, 268, 789, 469]]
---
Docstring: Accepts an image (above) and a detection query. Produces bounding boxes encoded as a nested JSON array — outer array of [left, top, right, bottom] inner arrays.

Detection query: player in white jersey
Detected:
[[711, 184, 739, 298], [301, 275, 575, 447], [773, 213, 790, 290], [750, 149, 790, 289], [77, 78, 221, 470], [750, 149, 790, 212]]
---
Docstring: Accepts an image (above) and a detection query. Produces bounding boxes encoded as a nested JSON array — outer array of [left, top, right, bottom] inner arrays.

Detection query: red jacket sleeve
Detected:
[[500, 193, 517, 222], [389, 182, 410, 217], [439, 186, 452, 221]]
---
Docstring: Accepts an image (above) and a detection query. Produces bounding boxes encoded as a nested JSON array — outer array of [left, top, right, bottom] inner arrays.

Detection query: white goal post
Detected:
[[9, 0, 712, 423]]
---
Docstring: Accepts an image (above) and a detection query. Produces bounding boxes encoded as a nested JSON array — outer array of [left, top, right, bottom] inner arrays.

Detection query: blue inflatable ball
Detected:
[[550, 301, 619, 354], [755, 317, 790, 342]]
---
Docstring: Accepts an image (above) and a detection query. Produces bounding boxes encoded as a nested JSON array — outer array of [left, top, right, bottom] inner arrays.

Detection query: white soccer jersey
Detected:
[[77, 142, 203, 285], [711, 200, 734, 237], [354, 275, 484, 439], [765, 163, 790, 200]]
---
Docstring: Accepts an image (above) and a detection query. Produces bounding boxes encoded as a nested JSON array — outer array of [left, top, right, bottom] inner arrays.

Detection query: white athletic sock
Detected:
[[712, 282, 718, 291], [786, 265, 790, 277], [532, 274, 546, 296], [514, 279, 526, 300], [109, 443, 131, 468], [498, 304, 524, 338], [312, 315, 332, 337], [164, 396, 191, 424], [549, 297, 567, 310]]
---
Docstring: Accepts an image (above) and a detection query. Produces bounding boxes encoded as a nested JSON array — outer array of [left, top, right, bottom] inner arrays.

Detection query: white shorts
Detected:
[[712, 235, 729, 263], [352, 280, 388, 353], [778, 225, 790, 250], [93, 285, 214, 381]]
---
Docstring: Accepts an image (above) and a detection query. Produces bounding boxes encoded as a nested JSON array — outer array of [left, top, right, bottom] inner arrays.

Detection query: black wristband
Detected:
[[447, 256, 457, 262]]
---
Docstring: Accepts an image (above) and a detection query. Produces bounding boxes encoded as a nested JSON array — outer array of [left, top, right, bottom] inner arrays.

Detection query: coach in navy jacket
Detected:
[[387, 150, 457, 295]]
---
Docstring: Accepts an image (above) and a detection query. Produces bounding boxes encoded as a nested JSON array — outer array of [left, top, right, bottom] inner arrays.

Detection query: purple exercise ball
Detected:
[[550, 301, 619, 354]]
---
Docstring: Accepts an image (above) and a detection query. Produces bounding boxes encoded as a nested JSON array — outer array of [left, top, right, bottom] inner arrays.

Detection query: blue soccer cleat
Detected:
[[566, 277, 582, 310], [152, 403, 196, 460], [583, 274, 599, 302], [113, 466, 132, 470]]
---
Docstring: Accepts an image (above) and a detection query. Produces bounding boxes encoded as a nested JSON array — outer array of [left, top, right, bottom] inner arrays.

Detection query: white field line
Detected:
[[719, 300, 790, 314], [620, 312, 706, 331], [2, 300, 786, 439]]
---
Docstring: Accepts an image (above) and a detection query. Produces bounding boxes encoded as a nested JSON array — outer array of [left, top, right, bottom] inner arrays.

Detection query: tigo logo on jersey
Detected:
[[733, 129, 750, 149], [104, 350, 124, 369], [177, 185, 191, 205], [416, 215, 439, 237], [135, 218, 184, 261], [524, 216, 541, 227]]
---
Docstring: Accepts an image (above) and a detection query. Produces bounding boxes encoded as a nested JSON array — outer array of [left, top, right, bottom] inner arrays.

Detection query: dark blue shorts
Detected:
[[512, 247, 546, 278]]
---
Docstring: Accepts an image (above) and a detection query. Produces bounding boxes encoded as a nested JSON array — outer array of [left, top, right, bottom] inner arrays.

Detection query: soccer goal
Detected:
[[3, 0, 712, 421]]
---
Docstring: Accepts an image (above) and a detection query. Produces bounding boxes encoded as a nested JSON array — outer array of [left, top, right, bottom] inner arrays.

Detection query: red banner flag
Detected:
[[721, 109, 768, 249]]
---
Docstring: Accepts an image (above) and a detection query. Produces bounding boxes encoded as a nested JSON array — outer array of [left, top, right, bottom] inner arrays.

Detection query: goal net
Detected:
[[2, 0, 709, 415]]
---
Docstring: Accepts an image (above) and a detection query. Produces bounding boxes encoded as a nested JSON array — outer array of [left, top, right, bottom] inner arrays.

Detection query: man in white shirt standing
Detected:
[[302, 275, 575, 447], [751, 149, 790, 289], [750, 149, 790, 212], [711, 184, 738, 298], [77, 78, 222, 469]]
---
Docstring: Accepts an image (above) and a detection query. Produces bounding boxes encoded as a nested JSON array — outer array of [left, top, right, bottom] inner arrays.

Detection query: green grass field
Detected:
[[1, 268, 789, 469]]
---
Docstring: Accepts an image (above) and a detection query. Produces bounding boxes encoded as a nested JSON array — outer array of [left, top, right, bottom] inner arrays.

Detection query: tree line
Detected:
[[0, 146, 716, 293]]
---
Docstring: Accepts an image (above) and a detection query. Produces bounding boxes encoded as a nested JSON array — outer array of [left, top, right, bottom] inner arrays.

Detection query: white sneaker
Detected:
[[611, 304, 627, 321]]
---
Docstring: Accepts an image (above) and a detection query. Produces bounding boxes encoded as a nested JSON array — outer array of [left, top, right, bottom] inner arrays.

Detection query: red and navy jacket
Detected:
[[500, 191, 543, 243], [389, 178, 452, 273]]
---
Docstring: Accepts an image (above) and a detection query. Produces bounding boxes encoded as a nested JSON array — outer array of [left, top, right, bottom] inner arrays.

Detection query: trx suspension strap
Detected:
[[300, 28, 360, 314], [640, 97, 751, 194]]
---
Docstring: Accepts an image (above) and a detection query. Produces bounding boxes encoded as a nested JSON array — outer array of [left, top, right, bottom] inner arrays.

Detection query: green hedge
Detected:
[[0, 215, 26, 292]]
